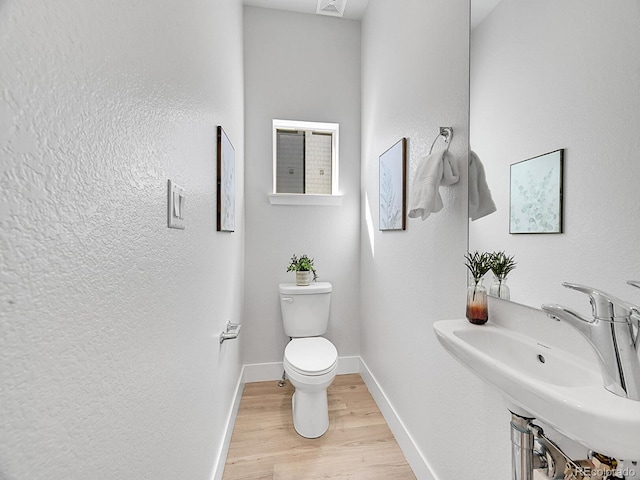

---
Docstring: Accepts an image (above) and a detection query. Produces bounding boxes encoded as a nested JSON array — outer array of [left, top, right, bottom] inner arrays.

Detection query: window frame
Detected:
[[270, 119, 341, 205]]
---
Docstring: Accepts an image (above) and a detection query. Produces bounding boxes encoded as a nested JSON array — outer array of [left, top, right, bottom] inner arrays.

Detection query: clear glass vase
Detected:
[[466, 278, 488, 325], [489, 276, 510, 300]]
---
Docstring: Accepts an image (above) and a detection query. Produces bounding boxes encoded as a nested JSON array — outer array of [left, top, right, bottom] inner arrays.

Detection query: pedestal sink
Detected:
[[433, 319, 640, 460]]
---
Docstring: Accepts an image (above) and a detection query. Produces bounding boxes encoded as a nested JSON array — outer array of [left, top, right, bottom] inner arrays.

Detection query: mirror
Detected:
[[469, 0, 640, 312]]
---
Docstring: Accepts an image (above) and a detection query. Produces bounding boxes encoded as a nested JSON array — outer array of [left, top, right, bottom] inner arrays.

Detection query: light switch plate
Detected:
[[167, 179, 185, 229]]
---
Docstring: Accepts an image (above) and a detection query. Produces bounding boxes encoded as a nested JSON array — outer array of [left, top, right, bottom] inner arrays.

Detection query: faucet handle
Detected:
[[626, 281, 640, 316], [628, 280, 640, 290], [562, 282, 635, 321], [541, 303, 593, 324]]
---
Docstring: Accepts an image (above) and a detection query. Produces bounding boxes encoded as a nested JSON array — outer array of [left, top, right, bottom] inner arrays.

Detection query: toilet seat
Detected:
[[284, 337, 338, 376]]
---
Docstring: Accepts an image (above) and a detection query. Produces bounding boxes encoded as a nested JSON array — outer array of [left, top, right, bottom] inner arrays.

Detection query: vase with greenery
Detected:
[[489, 251, 516, 300], [464, 251, 491, 324], [286, 254, 318, 286]]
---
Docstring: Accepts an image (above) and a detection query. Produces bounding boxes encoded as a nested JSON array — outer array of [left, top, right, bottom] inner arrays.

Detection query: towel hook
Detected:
[[429, 127, 454, 154]]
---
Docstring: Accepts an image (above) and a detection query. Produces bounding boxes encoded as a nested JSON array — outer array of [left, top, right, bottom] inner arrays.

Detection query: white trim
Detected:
[[243, 361, 286, 383], [358, 358, 438, 480], [336, 355, 360, 374], [272, 118, 340, 196], [210, 366, 245, 480], [267, 193, 343, 206]]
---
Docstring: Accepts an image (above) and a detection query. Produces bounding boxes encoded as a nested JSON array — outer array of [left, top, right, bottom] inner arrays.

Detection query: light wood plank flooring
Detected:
[[222, 373, 416, 480]]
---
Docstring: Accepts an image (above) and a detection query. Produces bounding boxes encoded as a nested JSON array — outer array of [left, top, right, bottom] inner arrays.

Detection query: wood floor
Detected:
[[222, 373, 416, 480]]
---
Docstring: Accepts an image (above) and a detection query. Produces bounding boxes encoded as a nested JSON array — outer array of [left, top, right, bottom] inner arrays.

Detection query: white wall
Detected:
[[360, 1, 511, 478], [0, 1, 244, 479], [469, 0, 640, 312], [243, 7, 361, 366]]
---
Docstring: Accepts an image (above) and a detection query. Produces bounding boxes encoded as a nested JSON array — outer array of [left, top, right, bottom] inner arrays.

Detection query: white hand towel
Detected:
[[408, 148, 460, 220], [468, 150, 497, 221]]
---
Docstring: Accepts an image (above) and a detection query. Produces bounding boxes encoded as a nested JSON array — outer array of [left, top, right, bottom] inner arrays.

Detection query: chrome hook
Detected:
[[429, 126, 454, 154]]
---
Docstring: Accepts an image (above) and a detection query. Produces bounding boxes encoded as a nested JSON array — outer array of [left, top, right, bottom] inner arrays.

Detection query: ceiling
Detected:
[[471, 0, 501, 29], [242, 0, 501, 28], [242, 0, 370, 20]]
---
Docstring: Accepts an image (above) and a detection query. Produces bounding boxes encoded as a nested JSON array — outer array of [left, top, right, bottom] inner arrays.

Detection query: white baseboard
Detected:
[[210, 367, 245, 480], [242, 361, 285, 383], [337, 355, 360, 375], [215, 356, 434, 480], [358, 358, 437, 480]]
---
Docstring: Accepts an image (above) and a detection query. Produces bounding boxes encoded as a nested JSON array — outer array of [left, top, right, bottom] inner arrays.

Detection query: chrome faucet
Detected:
[[541, 282, 640, 401]]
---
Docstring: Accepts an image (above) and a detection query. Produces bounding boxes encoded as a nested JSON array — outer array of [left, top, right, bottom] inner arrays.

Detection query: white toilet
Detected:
[[279, 281, 338, 438]]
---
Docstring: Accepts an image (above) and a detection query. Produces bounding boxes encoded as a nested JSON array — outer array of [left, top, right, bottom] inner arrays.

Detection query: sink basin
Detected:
[[434, 319, 640, 460]]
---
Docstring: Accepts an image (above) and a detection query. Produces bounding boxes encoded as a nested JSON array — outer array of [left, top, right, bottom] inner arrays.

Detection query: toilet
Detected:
[[279, 281, 338, 438]]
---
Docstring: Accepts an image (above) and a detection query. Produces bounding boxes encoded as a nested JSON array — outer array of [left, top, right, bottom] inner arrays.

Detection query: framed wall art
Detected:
[[379, 138, 407, 231], [510, 149, 564, 234], [217, 126, 235, 232]]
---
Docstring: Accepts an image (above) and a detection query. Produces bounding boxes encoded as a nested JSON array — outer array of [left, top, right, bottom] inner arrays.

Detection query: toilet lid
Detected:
[[284, 337, 338, 376]]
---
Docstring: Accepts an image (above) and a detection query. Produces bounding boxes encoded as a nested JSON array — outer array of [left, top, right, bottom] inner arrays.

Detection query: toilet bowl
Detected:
[[284, 337, 338, 438]]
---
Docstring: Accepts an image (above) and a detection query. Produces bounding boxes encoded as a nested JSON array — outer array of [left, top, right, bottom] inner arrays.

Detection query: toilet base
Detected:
[[292, 389, 329, 438], [283, 340, 337, 439]]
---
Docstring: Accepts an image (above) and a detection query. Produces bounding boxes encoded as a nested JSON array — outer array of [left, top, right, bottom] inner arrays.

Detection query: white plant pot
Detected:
[[296, 271, 311, 286]]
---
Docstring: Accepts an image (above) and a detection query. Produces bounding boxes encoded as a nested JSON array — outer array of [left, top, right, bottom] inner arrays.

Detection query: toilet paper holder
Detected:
[[220, 321, 241, 344]]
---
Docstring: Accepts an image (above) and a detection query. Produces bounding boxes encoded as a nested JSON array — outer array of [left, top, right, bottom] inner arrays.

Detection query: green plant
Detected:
[[286, 254, 318, 281], [464, 251, 492, 285], [489, 251, 517, 280]]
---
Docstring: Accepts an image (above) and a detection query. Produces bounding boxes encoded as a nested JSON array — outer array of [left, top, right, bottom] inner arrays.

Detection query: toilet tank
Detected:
[[279, 282, 332, 337]]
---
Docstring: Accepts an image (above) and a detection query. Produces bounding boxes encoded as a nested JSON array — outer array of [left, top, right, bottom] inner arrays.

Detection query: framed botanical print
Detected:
[[217, 126, 235, 232], [510, 149, 564, 234], [379, 138, 407, 231]]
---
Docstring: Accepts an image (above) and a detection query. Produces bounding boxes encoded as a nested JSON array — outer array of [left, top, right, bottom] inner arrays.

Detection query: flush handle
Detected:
[[281, 297, 294, 304]]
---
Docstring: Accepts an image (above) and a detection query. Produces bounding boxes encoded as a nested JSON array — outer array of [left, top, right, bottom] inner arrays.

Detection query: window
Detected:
[[270, 119, 341, 205]]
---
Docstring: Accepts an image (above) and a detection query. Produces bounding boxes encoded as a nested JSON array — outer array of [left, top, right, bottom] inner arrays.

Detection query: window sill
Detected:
[[268, 193, 343, 206]]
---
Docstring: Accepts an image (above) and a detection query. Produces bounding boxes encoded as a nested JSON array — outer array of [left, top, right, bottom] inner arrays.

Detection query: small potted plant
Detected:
[[489, 251, 516, 300], [286, 254, 318, 286], [464, 251, 492, 325]]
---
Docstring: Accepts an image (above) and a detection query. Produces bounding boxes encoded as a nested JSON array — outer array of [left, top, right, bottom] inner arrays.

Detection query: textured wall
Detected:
[[243, 7, 361, 365], [0, 0, 245, 479], [360, 1, 511, 478], [469, 0, 640, 312]]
